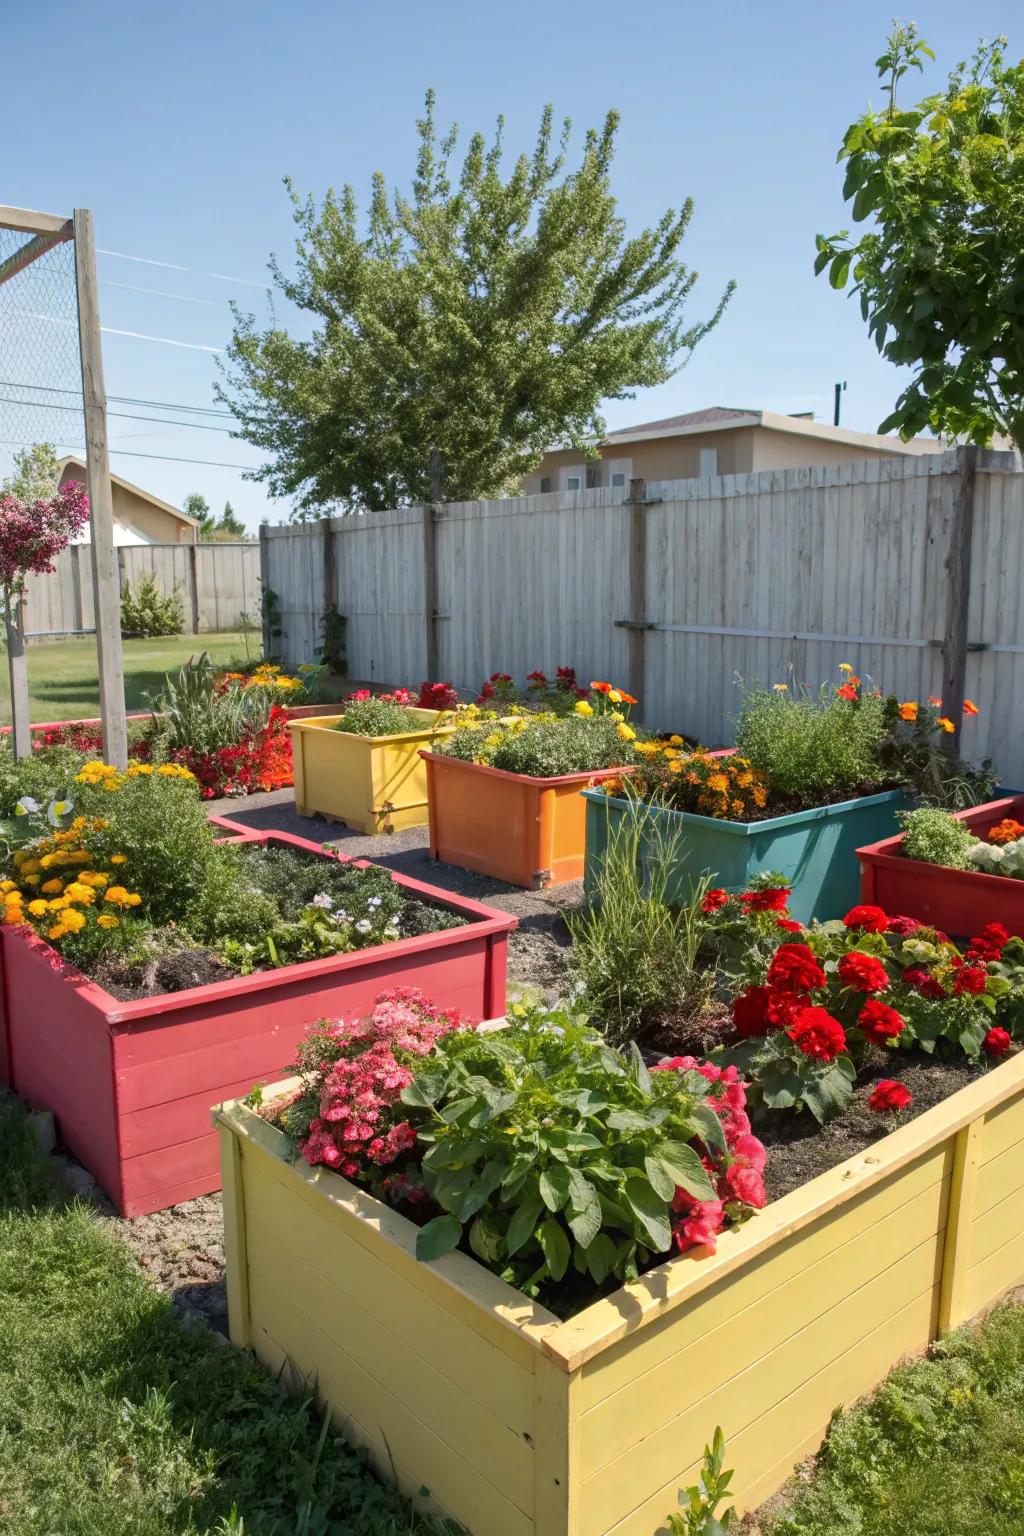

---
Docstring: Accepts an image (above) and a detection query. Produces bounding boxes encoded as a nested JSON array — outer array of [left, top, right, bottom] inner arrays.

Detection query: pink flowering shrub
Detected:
[[275, 988, 464, 1199], [0, 480, 90, 601]]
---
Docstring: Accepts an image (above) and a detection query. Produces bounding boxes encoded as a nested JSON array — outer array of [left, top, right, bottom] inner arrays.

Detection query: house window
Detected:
[[699, 447, 718, 478], [611, 472, 626, 488], [566, 475, 582, 491], [539, 476, 552, 493]]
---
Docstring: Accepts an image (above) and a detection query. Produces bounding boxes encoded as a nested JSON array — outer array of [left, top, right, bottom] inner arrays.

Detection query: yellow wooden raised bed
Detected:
[[290, 709, 455, 835], [215, 1055, 1024, 1536]]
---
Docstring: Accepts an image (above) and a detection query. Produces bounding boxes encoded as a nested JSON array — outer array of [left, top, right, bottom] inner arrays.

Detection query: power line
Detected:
[[0, 378, 236, 419], [0, 393, 234, 433], [0, 438, 256, 470]]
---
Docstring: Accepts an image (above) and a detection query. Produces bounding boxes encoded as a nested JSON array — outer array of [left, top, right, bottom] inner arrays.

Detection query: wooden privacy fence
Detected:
[[23, 541, 261, 638], [262, 447, 1024, 787]]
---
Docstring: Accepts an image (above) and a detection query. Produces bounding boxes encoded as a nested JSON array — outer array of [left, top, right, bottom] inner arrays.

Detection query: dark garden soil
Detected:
[[93, 942, 236, 1001]]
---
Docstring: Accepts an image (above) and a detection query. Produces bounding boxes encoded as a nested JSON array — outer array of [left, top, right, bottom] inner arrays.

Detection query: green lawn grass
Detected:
[[0, 632, 256, 726], [756, 1301, 1024, 1535], [0, 1098, 457, 1536]]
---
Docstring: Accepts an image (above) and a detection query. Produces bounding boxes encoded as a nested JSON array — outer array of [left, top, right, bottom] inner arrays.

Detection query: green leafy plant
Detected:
[[898, 806, 977, 869], [439, 713, 633, 776], [566, 807, 714, 1046], [334, 694, 419, 737], [120, 572, 185, 638], [734, 675, 888, 804], [147, 650, 275, 755], [816, 25, 1024, 450], [404, 1004, 759, 1303], [667, 1427, 736, 1534], [320, 602, 348, 675]]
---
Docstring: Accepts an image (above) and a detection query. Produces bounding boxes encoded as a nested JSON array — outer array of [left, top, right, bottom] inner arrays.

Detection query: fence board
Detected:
[[264, 452, 1024, 786]]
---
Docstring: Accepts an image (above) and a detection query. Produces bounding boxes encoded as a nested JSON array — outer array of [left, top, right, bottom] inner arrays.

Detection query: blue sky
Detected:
[[4, 0, 1014, 531]]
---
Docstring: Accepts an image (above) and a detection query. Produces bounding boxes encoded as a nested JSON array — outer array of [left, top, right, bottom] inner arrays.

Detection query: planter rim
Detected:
[[0, 702, 325, 739], [583, 783, 907, 835], [420, 750, 633, 790], [216, 1045, 1024, 1373], [291, 707, 455, 745], [5, 829, 516, 1026]]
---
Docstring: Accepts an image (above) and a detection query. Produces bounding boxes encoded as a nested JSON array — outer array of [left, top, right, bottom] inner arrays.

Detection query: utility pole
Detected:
[[833, 380, 847, 427]]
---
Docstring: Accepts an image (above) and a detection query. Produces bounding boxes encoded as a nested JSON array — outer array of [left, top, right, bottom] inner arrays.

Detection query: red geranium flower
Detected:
[[967, 922, 1010, 961], [837, 683, 859, 701], [843, 904, 889, 933], [954, 966, 988, 995], [740, 886, 790, 913], [776, 917, 803, 933], [838, 951, 890, 994], [983, 1027, 1012, 1059], [767, 943, 826, 994], [888, 914, 923, 936], [902, 965, 946, 999], [732, 985, 771, 1037], [701, 888, 730, 913], [722, 1162, 767, 1209], [858, 998, 907, 1044], [590, 680, 613, 695], [787, 1006, 847, 1062], [868, 1079, 913, 1114]]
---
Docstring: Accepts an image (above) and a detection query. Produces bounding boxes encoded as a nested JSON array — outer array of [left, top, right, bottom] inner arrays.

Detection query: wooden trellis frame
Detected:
[[0, 205, 127, 767]]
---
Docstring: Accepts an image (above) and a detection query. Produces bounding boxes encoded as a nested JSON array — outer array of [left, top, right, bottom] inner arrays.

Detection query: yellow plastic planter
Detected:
[[290, 709, 455, 835], [216, 1056, 1024, 1535]]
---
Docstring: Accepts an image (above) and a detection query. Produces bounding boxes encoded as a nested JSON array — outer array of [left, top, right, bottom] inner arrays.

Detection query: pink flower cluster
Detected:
[[0, 480, 90, 593], [299, 989, 462, 1183], [651, 1057, 767, 1254]]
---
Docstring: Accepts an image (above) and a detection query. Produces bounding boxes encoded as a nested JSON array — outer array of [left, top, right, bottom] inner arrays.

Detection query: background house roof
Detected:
[[58, 456, 200, 527]]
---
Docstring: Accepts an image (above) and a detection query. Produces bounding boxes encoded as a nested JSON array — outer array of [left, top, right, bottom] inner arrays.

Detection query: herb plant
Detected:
[[898, 807, 977, 869], [439, 713, 633, 776]]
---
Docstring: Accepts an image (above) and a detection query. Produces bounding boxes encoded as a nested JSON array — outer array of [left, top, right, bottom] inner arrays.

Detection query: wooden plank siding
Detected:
[[218, 1053, 1024, 1536], [264, 452, 1024, 787], [23, 542, 260, 638]]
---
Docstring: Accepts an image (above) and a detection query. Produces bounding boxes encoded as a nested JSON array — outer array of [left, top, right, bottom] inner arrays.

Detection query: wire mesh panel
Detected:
[[0, 223, 83, 485]]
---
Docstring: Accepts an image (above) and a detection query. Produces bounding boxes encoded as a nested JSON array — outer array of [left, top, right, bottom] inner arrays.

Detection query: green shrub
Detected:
[[440, 714, 633, 776], [0, 743, 85, 817], [898, 806, 977, 868], [566, 808, 713, 1046], [734, 680, 888, 802], [334, 697, 415, 736], [119, 572, 184, 638], [148, 650, 273, 755]]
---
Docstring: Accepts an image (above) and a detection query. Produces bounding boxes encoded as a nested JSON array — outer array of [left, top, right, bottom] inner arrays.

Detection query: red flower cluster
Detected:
[[0, 479, 90, 591], [416, 681, 460, 711], [966, 922, 1010, 963], [787, 1006, 847, 1061], [984, 1027, 1012, 1059], [651, 1058, 767, 1253], [298, 990, 463, 1182], [868, 1079, 913, 1114], [768, 943, 826, 993], [858, 998, 907, 1044], [838, 951, 890, 994], [172, 706, 294, 799], [843, 904, 889, 933]]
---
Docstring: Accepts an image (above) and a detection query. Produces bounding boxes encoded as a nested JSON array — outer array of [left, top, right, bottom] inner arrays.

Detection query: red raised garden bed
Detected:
[[0, 831, 515, 1216], [858, 794, 1024, 939]]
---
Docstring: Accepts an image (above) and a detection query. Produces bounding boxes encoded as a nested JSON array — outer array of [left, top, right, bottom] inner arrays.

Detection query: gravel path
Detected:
[[40, 789, 580, 1334]]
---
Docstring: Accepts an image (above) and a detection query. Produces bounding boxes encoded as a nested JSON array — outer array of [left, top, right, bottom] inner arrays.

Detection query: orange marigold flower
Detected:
[[590, 681, 612, 695], [963, 699, 979, 717], [928, 696, 942, 707], [899, 701, 918, 723], [989, 819, 1024, 846], [837, 684, 859, 702], [937, 717, 955, 733]]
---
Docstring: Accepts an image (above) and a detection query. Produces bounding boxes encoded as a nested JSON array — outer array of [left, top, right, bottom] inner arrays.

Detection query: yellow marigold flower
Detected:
[[616, 722, 636, 742], [706, 773, 730, 794], [64, 882, 96, 906], [125, 892, 142, 907], [39, 854, 57, 870], [19, 858, 41, 875], [3, 904, 23, 924], [41, 878, 63, 894], [126, 763, 154, 777], [0, 879, 17, 895], [47, 923, 69, 940], [3, 890, 23, 906], [752, 785, 768, 807], [938, 716, 955, 733], [97, 913, 120, 929], [22, 874, 40, 887], [27, 899, 49, 917], [61, 908, 87, 933], [669, 734, 684, 747], [668, 759, 684, 773], [772, 683, 789, 692], [110, 854, 127, 865], [838, 663, 853, 673], [574, 700, 594, 717], [608, 689, 623, 704]]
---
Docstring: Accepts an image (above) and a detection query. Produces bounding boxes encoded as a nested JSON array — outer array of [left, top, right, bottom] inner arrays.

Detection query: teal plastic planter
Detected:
[[582, 787, 912, 926]]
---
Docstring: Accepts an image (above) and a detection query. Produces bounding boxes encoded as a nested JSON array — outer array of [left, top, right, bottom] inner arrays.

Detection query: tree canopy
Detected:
[[2, 442, 60, 504], [219, 93, 734, 514], [817, 26, 1024, 450]]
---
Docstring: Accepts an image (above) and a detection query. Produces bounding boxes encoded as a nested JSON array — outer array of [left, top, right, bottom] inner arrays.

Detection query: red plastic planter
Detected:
[[0, 831, 515, 1215], [858, 795, 1024, 938]]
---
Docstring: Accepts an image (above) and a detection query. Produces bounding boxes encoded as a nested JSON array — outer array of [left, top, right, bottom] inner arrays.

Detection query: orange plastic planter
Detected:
[[421, 751, 628, 889]]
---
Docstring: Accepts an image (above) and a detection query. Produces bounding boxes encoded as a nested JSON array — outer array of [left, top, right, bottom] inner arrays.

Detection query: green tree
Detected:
[[2, 442, 60, 502], [219, 92, 734, 514], [816, 26, 1024, 449], [183, 491, 217, 539], [218, 500, 246, 536]]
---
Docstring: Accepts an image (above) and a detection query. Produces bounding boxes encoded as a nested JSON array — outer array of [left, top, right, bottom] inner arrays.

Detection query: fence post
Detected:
[[423, 452, 444, 681], [188, 542, 201, 634], [71, 545, 84, 634], [74, 207, 128, 770], [940, 445, 978, 750], [322, 519, 336, 653], [4, 592, 31, 758], [626, 477, 652, 719], [258, 522, 271, 658]]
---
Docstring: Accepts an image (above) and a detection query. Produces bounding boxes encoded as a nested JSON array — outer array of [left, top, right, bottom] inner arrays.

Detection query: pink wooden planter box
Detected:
[[0, 830, 515, 1216], [858, 795, 1024, 939]]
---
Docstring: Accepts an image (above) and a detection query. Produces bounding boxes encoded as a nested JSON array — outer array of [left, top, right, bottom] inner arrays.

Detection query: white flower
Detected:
[[355, 918, 373, 934], [367, 896, 382, 909], [311, 892, 334, 910]]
